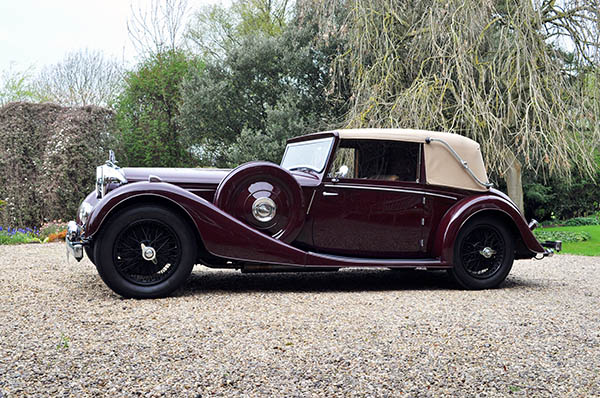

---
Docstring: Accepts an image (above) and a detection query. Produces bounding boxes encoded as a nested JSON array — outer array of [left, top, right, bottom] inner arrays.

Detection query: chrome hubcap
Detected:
[[252, 197, 277, 223], [479, 246, 496, 259], [141, 243, 157, 264]]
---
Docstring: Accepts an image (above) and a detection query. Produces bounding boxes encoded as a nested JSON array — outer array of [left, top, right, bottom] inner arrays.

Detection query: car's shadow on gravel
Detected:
[[181, 268, 481, 295], [178, 266, 547, 296]]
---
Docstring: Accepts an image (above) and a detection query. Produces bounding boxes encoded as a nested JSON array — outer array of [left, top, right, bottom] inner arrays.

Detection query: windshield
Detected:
[[281, 137, 335, 173]]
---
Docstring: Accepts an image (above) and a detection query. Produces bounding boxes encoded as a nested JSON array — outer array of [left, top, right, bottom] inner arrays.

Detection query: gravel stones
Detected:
[[0, 243, 598, 397]]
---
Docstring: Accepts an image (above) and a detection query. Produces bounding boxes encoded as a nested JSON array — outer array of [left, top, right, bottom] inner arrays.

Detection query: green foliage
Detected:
[[0, 227, 41, 245], [0, 102, 117, 227], [0, 232, 40, 245], [56, 334, 70, 350], [115, 50, 200, 167], [187, 0, 292, 59], [523, 155, 600, 220], [0, 65, 47, 105], [180, 16, 347, 166], [535, 225, 600, 256], [38, 221, 69, 240], [563, 216, 600, 226], [232, 0, 290, 38], [533, 229, 591, 243], [523, 182, 555, 220]]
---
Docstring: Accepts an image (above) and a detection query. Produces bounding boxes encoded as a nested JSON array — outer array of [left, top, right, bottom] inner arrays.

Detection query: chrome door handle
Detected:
[[322, 192, 339, 196]]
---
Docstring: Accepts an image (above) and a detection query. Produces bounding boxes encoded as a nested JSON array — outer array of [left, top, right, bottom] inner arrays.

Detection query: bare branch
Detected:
[[128, 0, 190, 57]]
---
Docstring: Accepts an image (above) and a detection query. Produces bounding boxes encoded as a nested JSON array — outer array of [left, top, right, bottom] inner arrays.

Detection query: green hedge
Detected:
[[0, 102, 117, 227], [533, 229, 591, 243], [562, 216, 600, 226]]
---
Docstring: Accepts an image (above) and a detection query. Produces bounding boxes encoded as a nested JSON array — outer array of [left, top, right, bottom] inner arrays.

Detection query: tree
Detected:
[[317, 0, 600, 212], [115, 49, 198, 167], [0, 64, 45, 105], [36, 48, 123, 106], [185, 0, 293, 60], [128, 0, 190, 57], [179, 14, 347, 167]]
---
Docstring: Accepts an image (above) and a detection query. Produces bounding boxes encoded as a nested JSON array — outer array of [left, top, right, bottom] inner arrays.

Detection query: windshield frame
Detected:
[[280, 136, 336, 174]]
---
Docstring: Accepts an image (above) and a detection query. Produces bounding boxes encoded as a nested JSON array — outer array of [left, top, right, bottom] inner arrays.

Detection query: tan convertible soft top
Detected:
[[337, 128, 490, 192]]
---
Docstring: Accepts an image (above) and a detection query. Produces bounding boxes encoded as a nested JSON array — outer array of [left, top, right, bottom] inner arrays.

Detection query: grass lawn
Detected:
[[536, 225, 600, 256]]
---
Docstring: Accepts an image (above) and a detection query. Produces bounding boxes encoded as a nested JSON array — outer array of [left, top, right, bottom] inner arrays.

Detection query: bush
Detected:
[[523, 155, 600, 221], [115, 50, 198, 167], [0, 226, 41, 245], [533, 229, 591, 243], [562, 216, 600, 226], [0, 102, 117, 227]]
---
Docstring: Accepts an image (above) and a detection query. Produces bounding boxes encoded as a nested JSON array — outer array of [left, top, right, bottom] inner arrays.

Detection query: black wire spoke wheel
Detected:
[[450, 217, 515, 290], [94, 205, 197, 299], [113, 219, 182, 286], [459, 226, 505, 279]]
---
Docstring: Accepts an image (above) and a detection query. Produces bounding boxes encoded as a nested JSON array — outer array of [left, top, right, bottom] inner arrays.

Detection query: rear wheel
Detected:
[[94, 205, 196, 298], [449, 217, 514, 289]]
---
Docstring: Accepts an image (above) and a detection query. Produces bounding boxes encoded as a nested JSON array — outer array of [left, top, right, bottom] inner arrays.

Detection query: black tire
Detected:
[[449, 216, 515, 289], [94, 205, 197, 299], [84, 243, 95, 265]]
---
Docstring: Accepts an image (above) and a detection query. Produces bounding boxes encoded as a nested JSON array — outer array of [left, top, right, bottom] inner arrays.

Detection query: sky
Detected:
[[0, 0, 223, 73]]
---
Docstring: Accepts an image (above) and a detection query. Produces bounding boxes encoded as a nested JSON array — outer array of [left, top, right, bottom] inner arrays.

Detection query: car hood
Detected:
[[122, 167, 232, 185], [121, 167, 322, 189]]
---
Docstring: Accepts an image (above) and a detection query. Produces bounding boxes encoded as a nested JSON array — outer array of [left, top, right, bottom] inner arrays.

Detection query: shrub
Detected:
[[39, 221, 68, 242], [533, 229, 591, 243], [115, 50, 197, 167], [562, 216, 600, 226], [46, 230, 67, 242], [0, 226, 41, 245], [0, 102, 116, 227]]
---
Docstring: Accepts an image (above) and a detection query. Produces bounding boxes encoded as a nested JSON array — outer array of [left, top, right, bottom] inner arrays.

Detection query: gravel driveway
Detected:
[[0, 243, 598, 397]]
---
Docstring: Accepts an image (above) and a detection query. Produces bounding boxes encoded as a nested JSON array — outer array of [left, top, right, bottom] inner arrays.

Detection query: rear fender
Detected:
[[85, 182, 307, 265], [432, 195, 544, 264]]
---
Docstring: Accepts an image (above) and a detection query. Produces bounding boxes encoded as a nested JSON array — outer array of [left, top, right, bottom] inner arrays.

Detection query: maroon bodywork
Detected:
[[79, 131, 545, 270]]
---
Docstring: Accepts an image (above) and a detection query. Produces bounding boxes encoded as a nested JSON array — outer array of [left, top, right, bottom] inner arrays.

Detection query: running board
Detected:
[[306, 252, 451, 268]]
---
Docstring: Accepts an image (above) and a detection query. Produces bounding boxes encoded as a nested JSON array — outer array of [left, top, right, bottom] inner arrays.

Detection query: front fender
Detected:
[[84, 182, 308, 266], [432, 194, 544, 264]]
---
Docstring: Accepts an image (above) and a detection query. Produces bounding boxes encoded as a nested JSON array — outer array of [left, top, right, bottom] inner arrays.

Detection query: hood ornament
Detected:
[[107, 150, 118, 167]]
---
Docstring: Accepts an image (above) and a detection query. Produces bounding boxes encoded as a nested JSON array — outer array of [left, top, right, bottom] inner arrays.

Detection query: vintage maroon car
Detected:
[[67, 129, 560, 298]]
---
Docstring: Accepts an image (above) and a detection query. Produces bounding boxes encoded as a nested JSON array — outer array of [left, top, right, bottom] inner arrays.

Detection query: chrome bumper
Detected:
[[66, 221, 84, 262], [529, 219, 562, 257], [539, 240, 562, 257]]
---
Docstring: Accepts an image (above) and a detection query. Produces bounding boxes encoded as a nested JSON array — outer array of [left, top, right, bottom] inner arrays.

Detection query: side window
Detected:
[[330, 147, 356, 178], [331, 139, 419, 182]]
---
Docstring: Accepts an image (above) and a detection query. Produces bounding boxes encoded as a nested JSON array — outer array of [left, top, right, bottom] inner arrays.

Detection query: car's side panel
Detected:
[[85, 182, 308, 266], [83, 182, 454, 268], [432, 195, 544, 263], [310, 180, 425, 258]]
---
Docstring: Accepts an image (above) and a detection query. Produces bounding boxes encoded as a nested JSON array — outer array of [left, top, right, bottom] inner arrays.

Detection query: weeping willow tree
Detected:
[[310, 0, 600, 210]]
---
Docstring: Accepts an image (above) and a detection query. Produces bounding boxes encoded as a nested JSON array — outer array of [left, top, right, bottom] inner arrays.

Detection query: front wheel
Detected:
[[94, 205, 197, 298], [449, 217, 515, 289]]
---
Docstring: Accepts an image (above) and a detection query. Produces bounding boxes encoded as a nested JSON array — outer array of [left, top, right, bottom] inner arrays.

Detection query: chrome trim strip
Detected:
[[189, 188, 217, 192], [416, 143, 422, 183], [323, 184, 457, 200], [307, 252, 447, 266], [306, 190, 316, 215], [425, 137, 493, 188]]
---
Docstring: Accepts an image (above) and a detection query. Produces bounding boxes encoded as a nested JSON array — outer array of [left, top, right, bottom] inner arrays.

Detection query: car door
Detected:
[[309, 139, 426, 258]]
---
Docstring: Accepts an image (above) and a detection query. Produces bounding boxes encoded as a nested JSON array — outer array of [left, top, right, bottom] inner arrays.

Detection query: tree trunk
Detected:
[[505, 152, 524, 214]]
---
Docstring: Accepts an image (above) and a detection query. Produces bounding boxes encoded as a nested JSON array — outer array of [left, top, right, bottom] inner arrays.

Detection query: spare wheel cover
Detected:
[[214, 161, 306, 243]]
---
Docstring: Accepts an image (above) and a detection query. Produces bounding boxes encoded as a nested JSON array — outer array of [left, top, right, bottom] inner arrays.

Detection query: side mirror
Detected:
[[335, 165, 349, 178]]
